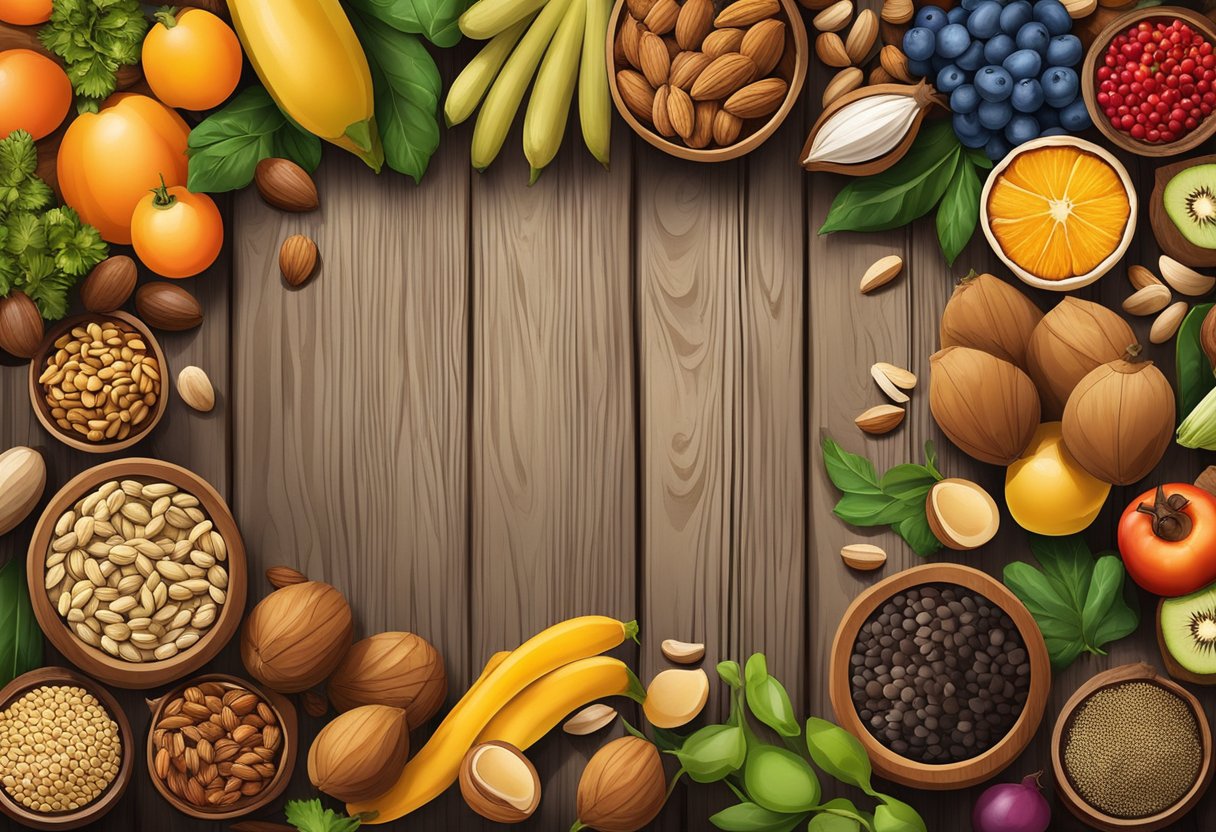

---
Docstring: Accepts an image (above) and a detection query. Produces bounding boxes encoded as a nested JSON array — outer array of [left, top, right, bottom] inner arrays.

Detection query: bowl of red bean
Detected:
[[828, 563, 1051, 790], [1081, 7, 1216, 156]]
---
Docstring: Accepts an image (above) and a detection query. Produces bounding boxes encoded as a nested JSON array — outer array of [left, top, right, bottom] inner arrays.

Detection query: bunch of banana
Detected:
[[446, 0, 612, 180]]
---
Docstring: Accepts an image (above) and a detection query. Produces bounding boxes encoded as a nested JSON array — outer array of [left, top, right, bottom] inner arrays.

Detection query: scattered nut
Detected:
[[1121, 283, 1172, 316], [80, 256, 137, 314], [280, 235, 319, 288], [177, 366, 215, 413], [840, 543, 886, 571], [1128, 263, 1163, 290], [254, 158, 319, 213], [1151, 301, 1188, 344], [855, 404, 904, 434], [823, 67, 863, 106], [812, 0, 853, 32], [563, 704, 619, 735], [1159, 255, 1216, 296], [859, 254, 903, 293], [660, 638, 706, 664], [844, 8, 877, 63], [871, 363, 910, 403]]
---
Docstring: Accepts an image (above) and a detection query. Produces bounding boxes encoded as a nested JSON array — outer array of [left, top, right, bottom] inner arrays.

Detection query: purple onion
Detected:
[[972, 771, 1051, 832]]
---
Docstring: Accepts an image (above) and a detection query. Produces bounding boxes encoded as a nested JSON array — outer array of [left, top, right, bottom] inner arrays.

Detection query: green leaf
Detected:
[[821, 437, 882, 494], [344, 0, 465, 48], [676, 724, 748, 783], [805, 718, 872, 793], [815, 798, 873, 827], [935, 157, 981, 265], [1176, 303, 1215, 422], [718, 660, 743, 689], [745, 654, 799, 738], [743, 745, 821, 814], [0, 559, 42, 687], [711, 802, 807, 832], [1085, 555, 1139, 648], [894, 512, 942, 557], [872, 797, 927, 832], [878, 464, 938, 500], [285, 799, 373, 832], [832, 492, 904, 526], [809, 815, 861, 832]]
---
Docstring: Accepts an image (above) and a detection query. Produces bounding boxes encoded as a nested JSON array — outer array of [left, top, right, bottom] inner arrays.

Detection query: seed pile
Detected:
[[37, 320, 161, 444], [151, 681, 283, 810], [849, 583, 1031, 763], [0, 685, 121, 813], [45, 479, 229, 664], [1063, 681, 1202, 818]]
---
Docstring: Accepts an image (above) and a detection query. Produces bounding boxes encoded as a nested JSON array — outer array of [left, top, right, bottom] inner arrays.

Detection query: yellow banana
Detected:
[[579, 0, 611, 166], [460, 0, 549, 39], [470, 0, 573, 171], [523, 0, 586, 183], [445, 16, 535, 128], [477, 656, 644, 749], [226, 0, 383, 170], [349, 616, 638, 823]]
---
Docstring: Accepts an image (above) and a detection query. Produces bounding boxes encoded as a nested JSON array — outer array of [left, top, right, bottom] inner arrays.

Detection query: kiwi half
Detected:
[[1160, 583, 1216, 680], [1164, 164, 1216, 250]]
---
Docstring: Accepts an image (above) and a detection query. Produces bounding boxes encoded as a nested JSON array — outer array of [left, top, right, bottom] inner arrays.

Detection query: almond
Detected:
[[620, 15, 643, 69], [667, 85, 696, 138], [873, 362, 917, 390], [81, 255, 137, 313], [1151, 301, 1188, 344], [871, 363, 910, 403], [860, 255, 903, 293], [626, 0, 656, 19], [855, 404, 905, 435], [740, 19, 785, 75], [881, 0, 913, 23], [869, 65, 894, 84], [688, 100, 717, 149], [714, 0, 779, 28], [660, 639, 706, 664], [643, 0, 679, 35], [663, 35, 680, 59], [712, 108, 743, 145], [840, 543, 887, 571], [815, 32, 850, 67], [617, 69, 656, 122], [723, 77, 787, 118], [844, 8, 877, 63], [0, 292, 42, 359], [1128, 264, 1163, 290], [563, 704, 619, 736], [177, 366, 216, 413], [822, 66, 863, 106], [1159, 254, 1216, 296], [652, 85, 676, 136], [254, 158, 318, 213], [813, 0, 852, 31], [613, 30, 629, 67], [135, 282, 203, 332], [879, 44, 913, 82], [670, 51, 712, 89], [702, 27, 745, 59], [1121, 283, 1171, 316], [639, 31, 671, 86], [280, 234, 319, 287], [675, 0, 714, 50], [689, 53, 756, 100]]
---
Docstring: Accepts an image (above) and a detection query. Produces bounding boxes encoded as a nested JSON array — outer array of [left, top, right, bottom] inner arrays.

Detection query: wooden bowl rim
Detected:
[[605, 0, 809, 162], [27, 311, 169, 454], [0, 666, 134, 830], [828, 562, 1051, 790], [1049, 662, 1213, 831], [26, 458, 247, 689], [1080, 6, 1216, 157], [978, 134, 1137, 291], [144, 673, 298, 820]]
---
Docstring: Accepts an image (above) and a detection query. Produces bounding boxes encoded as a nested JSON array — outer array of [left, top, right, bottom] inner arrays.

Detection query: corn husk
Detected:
[[939, 272, 1043, 369], [1026, 297, 1135, 419], [929, 346, 1041, 465], [1180, 387, 1216, 449]]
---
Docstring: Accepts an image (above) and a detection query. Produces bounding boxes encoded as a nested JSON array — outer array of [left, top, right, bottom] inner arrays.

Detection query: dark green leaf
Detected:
[[805, 718, 872, 793], [0, 559, 42, 687], [745, 654, 799, 738], [965, 147, 993, 169], [935, 158, 981, 265], [832, 492, 903, 526], [878, 465, 938, 500], [922, 441, 941, 479], [677, 724, 748, 783], [1030, 534, 1094, 612], [711, 803, 806, 832], [344, 0, 465, 47], [1085, 555, 1139, 648], [894, 512, 941, 557], [821, 437, 882, 494], [1176, 303, 1215, 421]]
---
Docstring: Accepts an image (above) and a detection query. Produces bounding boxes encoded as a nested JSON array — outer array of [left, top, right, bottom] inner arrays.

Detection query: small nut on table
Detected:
[[177, 366, 215, 413], [460, 741, 541, 823], [841, 543, 886, 570], [855, 404, 904, 434], [661, 638, 706, 664], [255, 158, 319, 213], [563, 703, 619, 735], [280, 235, 319, 287]]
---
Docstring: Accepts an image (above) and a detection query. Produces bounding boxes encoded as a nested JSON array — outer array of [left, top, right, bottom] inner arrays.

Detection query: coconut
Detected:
[[1026, 297, 1136, 419], [939, 272, 1043, 369], [929, 346, 1041, 466], [1062, 346, 1174, 485]]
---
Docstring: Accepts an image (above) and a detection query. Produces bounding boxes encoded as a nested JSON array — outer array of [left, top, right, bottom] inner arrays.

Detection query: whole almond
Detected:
[[135, 282, 203, 331], [723, 77, 787, 118], [815, 32, 850, 67], [280, 234, 319, 287], [740, 19, 785, 75], [670, 51, 712, 89], [620, 15, 643, 69], [859, 254, 903, 293], [617, 69, 657, 122], [177, 366, 215, 413], [881, 0, 913, 23], [855, 404, 904, 434], [813, 0, 852, 32], [1151, 301, 1188, 344], [266, 565, 308, 589], [1121, 283, 1172, 316], [675, 0, 714, 50], [563, 705, 619, 736], [690, 53, 756, 100], [81, 256, 137, 313], [613, 30, 628, 67], [714, 0, 779, 28], [626, 0, 656, 19], [702, 27, 745, 59], [639, 31, 671, 86], [879, 44, 913, 82], [652, 85, 676, 136], [844, 8, 877, 63], [1128, 263, 1162, 289], [662, 35, 680, 59], [712, 108, 743, 145], [840, 543, 887, 571], [644, 0, 679, 35], [869, 65, 895, 84], [254, 158, 318, 213], [823, 67, 863, 106], [0, 293, 42, 359], [667, 85, 696, 138], [872, 362, 916, 390], [688, 100, 717, 149]]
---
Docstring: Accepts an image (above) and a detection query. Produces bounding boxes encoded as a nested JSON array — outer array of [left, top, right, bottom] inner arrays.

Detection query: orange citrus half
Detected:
[[981, 136, 1135, 289]]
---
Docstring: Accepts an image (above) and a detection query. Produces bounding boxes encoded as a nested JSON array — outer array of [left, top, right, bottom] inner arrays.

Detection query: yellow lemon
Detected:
[[1005, 422, 1111, 536]]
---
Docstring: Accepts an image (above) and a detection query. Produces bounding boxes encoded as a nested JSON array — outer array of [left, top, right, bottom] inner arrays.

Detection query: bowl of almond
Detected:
[[607, 0, 808, 160]]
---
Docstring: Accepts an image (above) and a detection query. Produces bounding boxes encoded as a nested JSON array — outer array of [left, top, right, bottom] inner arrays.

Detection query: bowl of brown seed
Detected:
[[145, 674, 297, 820], [26, 458, 247, 689], [28, 311, 168, 453], [0, 666, 134, 830]]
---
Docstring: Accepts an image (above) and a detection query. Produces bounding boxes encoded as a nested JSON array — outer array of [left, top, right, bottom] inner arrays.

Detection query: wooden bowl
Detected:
[[606, 0, 808, 162], [145, 674, 298, 820], [1051, 662, 1213, 831], [26, 459, 246, 689], [1081, 7, 1216, 156], [828, 563, 1051, 790], [1149, 154, 1216, 268], [0, 666, 134, 830], [28, 311, 168, 453]]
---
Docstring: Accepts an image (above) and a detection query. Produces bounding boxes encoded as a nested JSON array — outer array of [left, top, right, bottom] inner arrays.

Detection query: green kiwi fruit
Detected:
[[1161, 582, 1216, 677], [1164, 164, 1216, 250]]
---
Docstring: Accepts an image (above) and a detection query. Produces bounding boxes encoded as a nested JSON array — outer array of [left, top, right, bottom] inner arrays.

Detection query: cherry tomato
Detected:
[[0, 0, 52, 25], [131, 181, 224, 278], [1118, 483, 1216, 597], [0, 49, 71, 140], [141, 8, 242, 111]]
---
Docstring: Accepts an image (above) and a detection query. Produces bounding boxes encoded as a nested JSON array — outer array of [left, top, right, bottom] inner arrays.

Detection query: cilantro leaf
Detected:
[[285, 799, 374, 832], [40, 0, 148, 112]]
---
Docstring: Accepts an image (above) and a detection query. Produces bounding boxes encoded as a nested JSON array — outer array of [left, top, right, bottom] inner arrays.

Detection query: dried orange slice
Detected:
[[980, 136, 1136, 291]]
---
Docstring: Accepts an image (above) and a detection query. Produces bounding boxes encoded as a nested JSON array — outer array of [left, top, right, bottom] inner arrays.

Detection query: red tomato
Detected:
[[0, 49, 72, 140], [1118, 483, 1216, 597], [0, 0, 52, 25], [131, 182, 223, 278]]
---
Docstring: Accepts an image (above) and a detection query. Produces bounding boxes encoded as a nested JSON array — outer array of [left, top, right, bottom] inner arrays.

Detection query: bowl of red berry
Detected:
[[1082, 6, 1216, 156]]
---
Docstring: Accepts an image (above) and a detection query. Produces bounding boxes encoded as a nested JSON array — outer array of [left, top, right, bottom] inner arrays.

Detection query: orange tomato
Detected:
[[131, 182, 223, 278], [142, 8, 242, 111], [0, 0, 52, 25], [0, 50, 71, 140], [57, 94, 190, 244]]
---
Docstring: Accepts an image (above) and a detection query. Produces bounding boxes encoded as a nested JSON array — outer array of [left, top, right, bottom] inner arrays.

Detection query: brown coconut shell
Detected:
[[308, 704, 409, 803], [1062, 349, 1174, 485], [240, 580, 354, 693], [1026, 297, 1135, 420], [929, 346, 1041, 466], [328, 632, 449, 729], [939, 273, 1043, 370]]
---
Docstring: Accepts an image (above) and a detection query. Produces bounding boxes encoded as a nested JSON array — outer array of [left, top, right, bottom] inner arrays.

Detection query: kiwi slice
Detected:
[[1164, 164, 1216, 250], [1161, 583, 1216, 676]]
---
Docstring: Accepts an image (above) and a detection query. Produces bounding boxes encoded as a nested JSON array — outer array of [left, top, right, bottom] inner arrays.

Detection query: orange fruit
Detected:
[[0, 49, 72, 140], [0, 0, 52, 25], [981, 136, 1135, 289]]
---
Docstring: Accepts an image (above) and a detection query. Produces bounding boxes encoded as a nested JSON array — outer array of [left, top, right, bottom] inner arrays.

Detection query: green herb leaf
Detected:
[[805, 718, 872, 794], [285, 799, 373, 832], [711, 802, 807, 832], [718, 660, 743, 689], [815, 797, 874, 827], [810, 815, 861, 832], [893, 513, 940, 557], [935, 157, 981, 265], [1176, 303, 1215, 422], [1084, 555, 1139, 649], [821, 437, 882, 494], [744, 654, 799, 738], [677, 724, 748, 783], [872, 796, 927, 832], [0, 559, 42, 687], [40, 0, 148, 112], [743, 745, 821, 814], [344, 0, 465, 48]]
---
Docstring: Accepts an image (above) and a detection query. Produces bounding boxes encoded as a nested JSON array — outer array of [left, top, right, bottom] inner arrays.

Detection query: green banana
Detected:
[[471, 0, 573, 171], [578, 0, 612, 166], [460, 0, 549, 40], [523, 0, 586, 183], [445, 15, 535, 127]]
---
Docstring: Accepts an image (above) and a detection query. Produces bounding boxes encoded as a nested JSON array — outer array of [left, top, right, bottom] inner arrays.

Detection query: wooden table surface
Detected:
[[1, 40, 1213, 832]]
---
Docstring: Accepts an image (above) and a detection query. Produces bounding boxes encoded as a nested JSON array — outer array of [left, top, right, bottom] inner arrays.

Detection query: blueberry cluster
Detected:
[[902, 0, 1091, 159]]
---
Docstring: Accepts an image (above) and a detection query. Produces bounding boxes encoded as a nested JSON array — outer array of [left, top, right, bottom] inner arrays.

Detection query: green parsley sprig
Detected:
[[285, 799, 376, 832], [39, 0, 148, 114]]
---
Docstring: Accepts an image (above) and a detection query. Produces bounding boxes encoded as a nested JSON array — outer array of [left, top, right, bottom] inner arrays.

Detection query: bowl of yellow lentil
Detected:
[[0, 666, 133, 830]]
